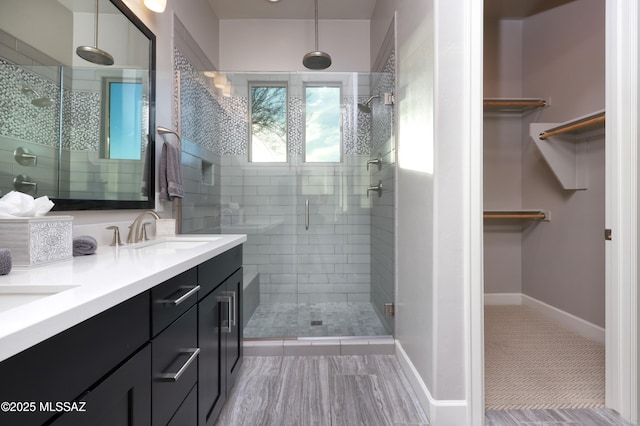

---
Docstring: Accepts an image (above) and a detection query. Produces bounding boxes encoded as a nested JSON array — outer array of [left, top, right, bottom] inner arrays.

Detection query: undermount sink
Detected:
[[0, 284, 80, 313], [122, 236, 222, 251]]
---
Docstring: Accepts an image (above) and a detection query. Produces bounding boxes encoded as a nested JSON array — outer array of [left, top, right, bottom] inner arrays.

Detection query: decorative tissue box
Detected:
[[0, 216, 73, 267]]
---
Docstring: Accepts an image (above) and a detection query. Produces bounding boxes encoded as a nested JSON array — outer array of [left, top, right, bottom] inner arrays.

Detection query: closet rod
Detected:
[[539, 113, 605, 140], [483, 212, 547, 220], [483, 100, 546, 108]]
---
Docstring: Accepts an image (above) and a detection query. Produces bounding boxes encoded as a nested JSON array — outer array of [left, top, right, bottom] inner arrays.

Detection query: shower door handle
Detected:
[[305, 199, 310, 230]]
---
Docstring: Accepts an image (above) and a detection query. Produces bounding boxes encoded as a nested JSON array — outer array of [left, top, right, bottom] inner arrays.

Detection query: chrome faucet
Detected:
[[127, 210, 161, 244]]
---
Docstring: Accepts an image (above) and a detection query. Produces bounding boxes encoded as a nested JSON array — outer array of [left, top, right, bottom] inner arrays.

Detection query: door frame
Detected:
[[467, 0, 639, 423]]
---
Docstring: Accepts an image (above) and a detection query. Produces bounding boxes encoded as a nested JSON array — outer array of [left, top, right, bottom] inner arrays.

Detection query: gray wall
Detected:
[[521, 0, 605, 327]]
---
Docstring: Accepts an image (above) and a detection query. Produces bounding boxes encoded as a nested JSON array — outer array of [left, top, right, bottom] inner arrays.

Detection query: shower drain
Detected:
[[310, 320, 323, 326]]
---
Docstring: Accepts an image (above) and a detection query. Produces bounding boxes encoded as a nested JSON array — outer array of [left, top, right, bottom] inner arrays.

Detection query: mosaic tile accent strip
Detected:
[[288, 96, 303, 155], [371, 50, 396, 156], [62, 90, 101, 151], [1, 58, 147, 153], [218, 95, 248, 155], [174, 48, 219, 152], [0, 59, 60, 148]]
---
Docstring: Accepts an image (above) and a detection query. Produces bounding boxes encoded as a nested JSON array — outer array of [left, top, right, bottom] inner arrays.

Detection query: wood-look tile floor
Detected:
[[215, 355, 429, 426], [485, 408, 637, 425]]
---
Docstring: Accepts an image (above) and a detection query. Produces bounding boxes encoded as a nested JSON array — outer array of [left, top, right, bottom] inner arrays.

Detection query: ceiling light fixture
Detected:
[[144, 0, 167, 13]]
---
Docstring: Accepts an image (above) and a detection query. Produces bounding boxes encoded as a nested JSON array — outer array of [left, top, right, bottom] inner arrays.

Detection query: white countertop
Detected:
[[0, 234, 246, 363]]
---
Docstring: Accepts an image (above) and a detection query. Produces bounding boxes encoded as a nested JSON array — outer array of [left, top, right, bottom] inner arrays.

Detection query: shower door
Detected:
[[176, 67, 394, 338]]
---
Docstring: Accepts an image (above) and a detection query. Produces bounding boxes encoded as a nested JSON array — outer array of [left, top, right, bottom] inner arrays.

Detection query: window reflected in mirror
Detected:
[[103, 79, 143, 160]]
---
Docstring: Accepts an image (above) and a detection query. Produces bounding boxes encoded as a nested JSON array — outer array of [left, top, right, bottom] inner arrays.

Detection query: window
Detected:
[[102, 79, 143, 160], [304, 85, 341, 163], [249, 83, 287, 162]]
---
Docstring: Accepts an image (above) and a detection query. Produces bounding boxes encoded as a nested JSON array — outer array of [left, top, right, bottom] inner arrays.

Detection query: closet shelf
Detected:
[[483, 98, 547, 113], [529, 110, 605, 191], [483, 209, 550, 221], [538, 110, 605, 140]]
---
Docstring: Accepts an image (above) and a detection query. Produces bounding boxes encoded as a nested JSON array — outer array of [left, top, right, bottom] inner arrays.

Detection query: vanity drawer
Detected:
[[151, 267, 199, 337], [198, 244, 242, 298], [152, 305, 198, 426]]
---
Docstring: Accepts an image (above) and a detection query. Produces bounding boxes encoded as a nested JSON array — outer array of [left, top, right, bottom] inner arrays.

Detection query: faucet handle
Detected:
[[106, 226, 123, 246], [141, 222, 151, 241]]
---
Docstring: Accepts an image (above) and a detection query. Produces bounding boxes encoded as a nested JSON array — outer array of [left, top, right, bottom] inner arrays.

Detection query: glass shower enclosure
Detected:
[[176, 60, 395, 339]]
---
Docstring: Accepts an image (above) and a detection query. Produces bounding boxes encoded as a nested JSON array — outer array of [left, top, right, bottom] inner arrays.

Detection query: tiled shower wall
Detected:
[[220, 154, 372, 304]]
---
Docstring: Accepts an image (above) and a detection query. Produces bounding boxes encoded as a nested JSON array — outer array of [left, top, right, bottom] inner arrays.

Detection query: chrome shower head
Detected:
[[357, 95, 379, 113], [303, 0, 332, 70], [76, 0, 114, 66], [21, 86, 53, 107]]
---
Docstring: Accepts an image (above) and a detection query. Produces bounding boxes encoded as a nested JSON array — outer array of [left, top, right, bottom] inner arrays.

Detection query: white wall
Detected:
[[0, 0, 73, 65], [372, 0, 470, 421], [219, 19, 370, 72]]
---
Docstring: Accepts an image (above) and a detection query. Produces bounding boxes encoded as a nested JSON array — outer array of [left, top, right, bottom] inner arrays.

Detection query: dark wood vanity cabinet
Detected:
[[0, 293, 151, 426], [0, 244, 243, 426], [197, 246, 243, 426]]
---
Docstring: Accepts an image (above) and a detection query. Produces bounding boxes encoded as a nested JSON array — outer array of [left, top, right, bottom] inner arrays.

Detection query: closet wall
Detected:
[[484, 0, 605, 327]]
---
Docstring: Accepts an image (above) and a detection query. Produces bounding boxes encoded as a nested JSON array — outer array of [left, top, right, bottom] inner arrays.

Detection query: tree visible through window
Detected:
[[250, 84, 287, 162], [305, 85, 341, 163]]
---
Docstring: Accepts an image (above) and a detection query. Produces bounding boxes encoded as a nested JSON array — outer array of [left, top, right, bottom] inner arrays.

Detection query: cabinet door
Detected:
[[224, 267, 243, 392], [51, 345, 151, 426], [198, 284, 226, 426]]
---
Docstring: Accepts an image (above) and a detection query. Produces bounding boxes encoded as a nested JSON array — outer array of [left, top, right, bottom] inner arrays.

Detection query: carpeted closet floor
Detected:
[[484, 305, 605, 410]]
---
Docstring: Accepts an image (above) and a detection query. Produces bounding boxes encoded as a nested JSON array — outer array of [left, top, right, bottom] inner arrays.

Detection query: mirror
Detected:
[[0, 0, 155, 210]]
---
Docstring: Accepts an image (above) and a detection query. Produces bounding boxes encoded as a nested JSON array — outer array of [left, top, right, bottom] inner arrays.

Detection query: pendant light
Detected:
[[302, 0, 331, 70], [76, 0, 114, 66]]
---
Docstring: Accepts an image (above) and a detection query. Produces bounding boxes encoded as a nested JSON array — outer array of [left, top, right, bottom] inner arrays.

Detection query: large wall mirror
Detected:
[[0, 0, 155, 210]]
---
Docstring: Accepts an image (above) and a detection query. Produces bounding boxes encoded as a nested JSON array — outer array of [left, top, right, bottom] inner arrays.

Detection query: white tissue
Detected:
[[0, 191, 55, 218]]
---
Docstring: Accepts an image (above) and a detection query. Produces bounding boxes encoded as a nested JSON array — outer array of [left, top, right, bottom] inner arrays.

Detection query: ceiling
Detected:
[[484, 0, 576, 19], [210, 0, 576, 20], [207, 0, 377, 20]]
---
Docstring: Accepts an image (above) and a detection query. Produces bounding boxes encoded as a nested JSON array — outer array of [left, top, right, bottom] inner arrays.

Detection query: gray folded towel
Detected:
[[73, 235, 97, 256], [159, 141, 184, 201], [0, 248, 11, 275]]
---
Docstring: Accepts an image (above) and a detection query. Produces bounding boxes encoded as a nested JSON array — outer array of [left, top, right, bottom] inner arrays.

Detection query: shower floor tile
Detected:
[[244, 302, 389, 338]]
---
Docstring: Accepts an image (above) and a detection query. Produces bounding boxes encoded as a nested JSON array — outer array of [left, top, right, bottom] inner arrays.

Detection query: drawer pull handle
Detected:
[[157, 348, 200, 382], [159, 285, 200, 306], [229, 291, 236, 327], [218, 295, 232, 333]]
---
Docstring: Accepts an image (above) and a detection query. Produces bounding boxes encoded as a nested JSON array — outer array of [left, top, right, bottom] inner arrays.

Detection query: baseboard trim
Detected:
[[521, 294, 605, 345], [483, 293, 605, 345], [395, 340, 467, 425], [484, 293, 522, 305]]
